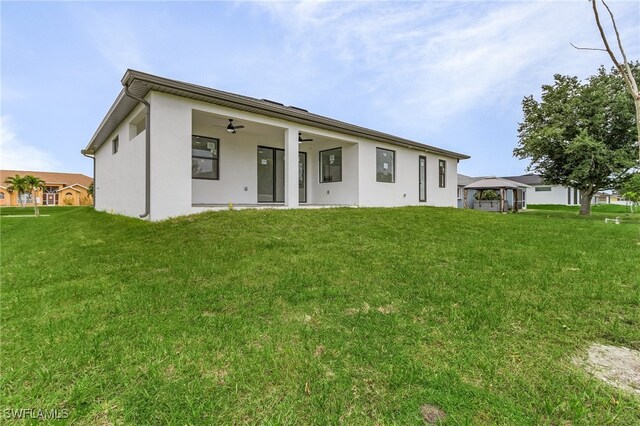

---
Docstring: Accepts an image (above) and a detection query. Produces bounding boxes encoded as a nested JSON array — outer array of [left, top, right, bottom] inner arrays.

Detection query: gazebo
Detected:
[[463, 177, 528, 213]]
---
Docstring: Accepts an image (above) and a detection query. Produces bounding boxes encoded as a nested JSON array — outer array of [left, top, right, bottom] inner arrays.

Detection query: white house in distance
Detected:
[[82, 70, 469, 221], [501, 173, 583, 205]]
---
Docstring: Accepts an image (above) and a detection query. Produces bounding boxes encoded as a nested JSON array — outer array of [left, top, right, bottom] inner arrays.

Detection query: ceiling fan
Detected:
[[298, 132, 313, 142], [226, 119, 245, 134]]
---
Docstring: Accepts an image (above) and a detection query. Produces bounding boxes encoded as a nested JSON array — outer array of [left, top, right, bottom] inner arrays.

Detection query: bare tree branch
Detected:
[[592, 0, 637, 98], [570, 43, 607, 52], [601, 0, 639, 95], [590, 0, 640, 162]]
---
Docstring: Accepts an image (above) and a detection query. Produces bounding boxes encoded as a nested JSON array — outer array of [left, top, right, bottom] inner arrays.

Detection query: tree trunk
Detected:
[[635, 97, 640, 162], [579, 189, 593, 216], [33, 190, 39, 217]]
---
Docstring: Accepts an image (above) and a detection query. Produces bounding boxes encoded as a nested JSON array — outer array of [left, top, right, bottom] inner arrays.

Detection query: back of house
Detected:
[[83, 70, 470, 221]]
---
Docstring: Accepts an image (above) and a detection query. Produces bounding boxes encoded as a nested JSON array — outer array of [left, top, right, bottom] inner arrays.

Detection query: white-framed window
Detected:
[[320, 148, 342, 183], [376, 148, 395, 183]]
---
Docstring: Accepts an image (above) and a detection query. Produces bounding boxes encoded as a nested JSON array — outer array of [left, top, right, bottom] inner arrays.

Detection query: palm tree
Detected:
[[4, 174, 28, 207], [24, 175, 46, 217]]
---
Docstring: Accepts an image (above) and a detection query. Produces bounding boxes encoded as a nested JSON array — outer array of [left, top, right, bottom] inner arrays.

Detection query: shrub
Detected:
[[474, 190, 501, 200]]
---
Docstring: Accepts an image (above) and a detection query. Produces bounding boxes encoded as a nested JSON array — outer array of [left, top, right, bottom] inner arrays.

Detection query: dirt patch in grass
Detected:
[[574, 344, 640, 396], [420, 404, 446, 424]]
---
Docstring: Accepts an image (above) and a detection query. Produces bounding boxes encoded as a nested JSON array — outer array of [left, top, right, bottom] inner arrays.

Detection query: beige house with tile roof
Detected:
[[0, 170, 93, 207]]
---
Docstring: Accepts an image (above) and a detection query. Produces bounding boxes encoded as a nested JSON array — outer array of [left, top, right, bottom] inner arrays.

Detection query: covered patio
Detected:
[[191, 109, 359, 208]]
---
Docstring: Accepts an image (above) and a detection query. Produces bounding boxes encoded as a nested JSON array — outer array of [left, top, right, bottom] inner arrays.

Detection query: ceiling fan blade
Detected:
[[298, 132, 313, 142], [234, 125, 245, 130]]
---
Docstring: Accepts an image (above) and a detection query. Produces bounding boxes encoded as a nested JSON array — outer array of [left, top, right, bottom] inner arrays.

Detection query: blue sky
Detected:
[[2, 1, 638, 178]]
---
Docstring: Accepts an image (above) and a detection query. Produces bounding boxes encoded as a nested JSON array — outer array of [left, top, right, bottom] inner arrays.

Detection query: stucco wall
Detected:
[[95, 91, 463, 220], [358, 143, 458, 208], [0, 188, 9, 206], [191, 115, 284, 206], [94, 104, 146, 217], [303, 140, 359, 206], [526, 185, 574, 205]]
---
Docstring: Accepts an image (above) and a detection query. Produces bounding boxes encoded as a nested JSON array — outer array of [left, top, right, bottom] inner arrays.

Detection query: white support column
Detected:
[[284, 127, 299, 207]]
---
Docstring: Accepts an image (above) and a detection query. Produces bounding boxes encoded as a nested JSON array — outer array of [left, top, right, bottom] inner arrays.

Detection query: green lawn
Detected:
[[528, 203, 635, 215], [1, 206, 639, 424]]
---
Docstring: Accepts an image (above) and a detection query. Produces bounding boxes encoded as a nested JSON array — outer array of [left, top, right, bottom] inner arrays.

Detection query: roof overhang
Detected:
[[83, 69, 470, 160], [464, 178, 531, 190], [57, 184, 88, 192]]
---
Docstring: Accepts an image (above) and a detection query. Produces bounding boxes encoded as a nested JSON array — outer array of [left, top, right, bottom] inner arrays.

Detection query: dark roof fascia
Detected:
[[84, 89, 137, 154], [500, 174, 544, 185], [85, 69, 470, 159]]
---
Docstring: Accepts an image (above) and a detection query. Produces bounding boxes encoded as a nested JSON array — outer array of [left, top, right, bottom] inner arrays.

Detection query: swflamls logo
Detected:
[[3, 408, 69, 420]]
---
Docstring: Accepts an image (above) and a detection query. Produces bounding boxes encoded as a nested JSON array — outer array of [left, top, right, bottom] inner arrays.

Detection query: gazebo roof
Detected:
[[463, 177, 530, 190]]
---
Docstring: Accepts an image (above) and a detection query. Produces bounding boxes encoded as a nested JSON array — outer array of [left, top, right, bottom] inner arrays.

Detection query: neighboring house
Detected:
[[82, 70, 469, 221], [501, 173, 584, 206], [457, 174, 528, 210], [0, 170, 93, 207], [593, 192, 627, 205]]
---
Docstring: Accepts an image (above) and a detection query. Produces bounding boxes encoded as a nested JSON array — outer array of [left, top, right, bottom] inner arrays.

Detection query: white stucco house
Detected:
[[501, 174, 584, 205], [82, 70, 469, 221]]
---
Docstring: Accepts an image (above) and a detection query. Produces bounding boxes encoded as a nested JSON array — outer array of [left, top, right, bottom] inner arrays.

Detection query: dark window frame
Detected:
[[112, 136, 119, 155], [438, 159, 446, 188], [418, 155, 427, 202], [319, 147, 343, 183], [299, 151, 307, 204], [257, 145, 285, 203], [192, 135, 220, 181], [376, 147, 395, 183], [535, 186, 552, 192]]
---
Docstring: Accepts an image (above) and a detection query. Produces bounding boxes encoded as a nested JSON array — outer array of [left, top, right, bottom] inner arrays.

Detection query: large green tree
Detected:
[[618, 173, 640, 212], [514, 65, 638, 215]]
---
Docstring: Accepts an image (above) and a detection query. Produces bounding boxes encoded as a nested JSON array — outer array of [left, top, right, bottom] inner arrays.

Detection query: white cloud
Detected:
[[254, 0, 639, 138], [0, 116, 60, 171]]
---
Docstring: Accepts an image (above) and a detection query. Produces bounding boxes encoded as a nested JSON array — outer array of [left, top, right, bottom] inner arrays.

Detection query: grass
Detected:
[[1, 206, 639, 424], [527, 203, 636, 215]]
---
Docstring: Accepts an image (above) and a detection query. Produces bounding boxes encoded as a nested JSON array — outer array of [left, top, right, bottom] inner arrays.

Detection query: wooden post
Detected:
[[464, 189, 468, 208], [500, 188, 505, 212], [513, 189, 518, 213]]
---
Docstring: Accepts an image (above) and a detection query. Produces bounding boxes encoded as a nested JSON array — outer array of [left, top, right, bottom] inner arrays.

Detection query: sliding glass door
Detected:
[[257, 147, 307, 203], [257, 147, 285, 203], [299, 152, 307, 204]]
